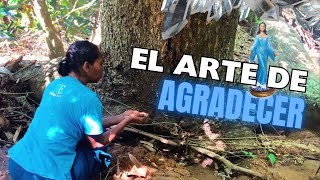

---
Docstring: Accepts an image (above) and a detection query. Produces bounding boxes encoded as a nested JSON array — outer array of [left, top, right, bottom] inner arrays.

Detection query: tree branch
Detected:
[[53, 0, 96, 24]]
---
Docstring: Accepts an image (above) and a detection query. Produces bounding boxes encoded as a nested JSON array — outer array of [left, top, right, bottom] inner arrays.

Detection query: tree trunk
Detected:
[[32, 0, 65, 59], [2, 0, 10, 25], [100, 0, 239, 111]]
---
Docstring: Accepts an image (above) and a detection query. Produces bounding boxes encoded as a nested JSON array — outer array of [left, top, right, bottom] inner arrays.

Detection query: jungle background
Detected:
[[0, 0, 319, 179]]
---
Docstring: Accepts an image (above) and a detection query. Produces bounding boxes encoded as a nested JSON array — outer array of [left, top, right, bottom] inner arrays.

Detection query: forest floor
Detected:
[[101, 127, 320, 180], [1, 125, 320, 180]]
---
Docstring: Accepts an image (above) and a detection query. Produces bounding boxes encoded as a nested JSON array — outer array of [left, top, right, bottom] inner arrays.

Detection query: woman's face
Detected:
[[86, 57, 103, 83], [259, 23, 266, 32]]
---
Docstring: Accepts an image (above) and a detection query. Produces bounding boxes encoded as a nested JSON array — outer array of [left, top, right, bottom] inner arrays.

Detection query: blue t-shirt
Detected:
[[8, 76, 104, 179]]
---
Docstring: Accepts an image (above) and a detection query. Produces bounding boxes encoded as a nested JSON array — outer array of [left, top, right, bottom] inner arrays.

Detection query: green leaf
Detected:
[[255, 16, 262, 24], [61, 0, 68, 7], [268, 153, 276, 166], [242, 151, 257, 158]]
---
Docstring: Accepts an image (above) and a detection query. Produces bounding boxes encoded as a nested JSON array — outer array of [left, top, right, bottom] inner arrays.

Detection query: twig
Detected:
[[26, 96, 39, 106], [0, 106, 24, 111], [12, 60, 36, 76], [12, 111, 32, 119], [269, 124, 282, 136], [259, 124, 266, 137], [72, 0, 79, 10], [103, 96, 133, 108], [12, 120, 31, 123], [0, 91, 33, 95], [190, 146, 265, 178], [105, 163, 117, 180], [188, 135, 285, 141], [125, 126, 179, 146], [21, 71, 41, 82], [0, 139, 13, 145], [102, 106, 114, 116], [53, 0, 96, 24], [19, 30, 43, 42]]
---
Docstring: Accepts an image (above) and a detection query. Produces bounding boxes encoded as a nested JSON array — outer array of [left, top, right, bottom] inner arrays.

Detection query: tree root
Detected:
[[124, 126, 266, 179]]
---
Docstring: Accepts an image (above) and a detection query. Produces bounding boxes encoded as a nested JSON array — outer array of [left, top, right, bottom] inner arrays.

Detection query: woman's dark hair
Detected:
[[58, 41, 102, 76], [257, 22, 268, 35]]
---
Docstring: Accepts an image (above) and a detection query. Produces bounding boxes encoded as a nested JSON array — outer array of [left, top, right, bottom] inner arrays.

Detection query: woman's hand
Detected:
[[122, 110, 149, 123], [248, 51, 251, 56], [274, 52, 278, 57]]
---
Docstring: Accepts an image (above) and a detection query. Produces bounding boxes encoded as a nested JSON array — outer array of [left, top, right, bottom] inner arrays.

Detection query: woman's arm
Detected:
[[87, 111, 148, 148], [102, 114, 125, 128], [87, 117, 132, 148], [102, 110, 141, 128]]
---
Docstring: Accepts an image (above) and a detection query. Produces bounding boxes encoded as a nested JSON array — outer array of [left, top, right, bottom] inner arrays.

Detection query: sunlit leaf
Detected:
[[61, 0, 68, 7]]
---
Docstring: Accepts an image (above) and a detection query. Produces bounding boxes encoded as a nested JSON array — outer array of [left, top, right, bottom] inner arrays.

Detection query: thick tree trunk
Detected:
[[100, 0, 239, 111], [32, 0, 65, 59]]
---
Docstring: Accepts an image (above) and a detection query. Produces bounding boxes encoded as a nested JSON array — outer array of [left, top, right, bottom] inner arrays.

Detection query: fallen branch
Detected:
[[12, 111, 33, 120], [190, 146, 265, 179], [125, 126, 179, 146], [0, 91, 34, 95], [4, 56, 23, 72], [124, 126, 265, 179], [12, 60, 36, 76], [0, 138, 13, 145], [0, 106, 24, 111]]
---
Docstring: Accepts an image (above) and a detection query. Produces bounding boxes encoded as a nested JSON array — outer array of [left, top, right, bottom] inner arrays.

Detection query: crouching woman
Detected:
[[8, 41, 148, 180]]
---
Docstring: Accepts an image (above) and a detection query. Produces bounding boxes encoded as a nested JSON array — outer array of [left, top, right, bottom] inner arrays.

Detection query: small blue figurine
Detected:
[[249, 22, 278, 94]]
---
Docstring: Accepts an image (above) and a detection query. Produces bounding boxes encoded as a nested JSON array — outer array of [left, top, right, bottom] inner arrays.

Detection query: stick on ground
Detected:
[[124, 126, 266, 179]]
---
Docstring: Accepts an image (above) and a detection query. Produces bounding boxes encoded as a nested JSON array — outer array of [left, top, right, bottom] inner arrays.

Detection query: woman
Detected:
[[8, 41, 149, 180], [249, 22, 277, 90]]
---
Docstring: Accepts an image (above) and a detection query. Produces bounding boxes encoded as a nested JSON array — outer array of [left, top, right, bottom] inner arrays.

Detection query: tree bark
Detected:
[[32, 0, 65, 59], [100, 0, 239, 111], [1, 0, 10, 25]]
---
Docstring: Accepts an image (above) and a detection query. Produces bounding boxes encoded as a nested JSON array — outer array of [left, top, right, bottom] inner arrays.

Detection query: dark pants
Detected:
[[8, 146, 111, 180]]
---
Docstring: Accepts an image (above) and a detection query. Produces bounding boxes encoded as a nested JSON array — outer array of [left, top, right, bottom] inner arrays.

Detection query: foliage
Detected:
[[0, 0, 99, 41], [47, 0, 99, 41], [242, 151, 257, 158], [0, 2, 30, 40], [266, 22, 320, 107], [268, 153, 277, 166]]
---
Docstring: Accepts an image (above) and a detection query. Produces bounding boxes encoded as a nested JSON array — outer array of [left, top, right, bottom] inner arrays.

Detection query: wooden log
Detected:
[[4, 56, 23, 72]]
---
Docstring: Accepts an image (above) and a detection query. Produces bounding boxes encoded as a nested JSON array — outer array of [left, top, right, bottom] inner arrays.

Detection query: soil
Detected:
[[0, 146, 10, 180], [100, 129, 320, 180], [0, 127, 319, 180]]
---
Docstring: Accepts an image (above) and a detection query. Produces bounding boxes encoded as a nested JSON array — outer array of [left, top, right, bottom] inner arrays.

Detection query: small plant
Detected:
[[242, 151, 257, 158], [268, 153, 277, 166]]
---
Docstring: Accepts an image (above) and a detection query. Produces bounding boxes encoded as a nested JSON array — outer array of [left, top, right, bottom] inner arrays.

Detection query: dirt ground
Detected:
[[0, 129, 319, 180], [103, 129, 320, 180]]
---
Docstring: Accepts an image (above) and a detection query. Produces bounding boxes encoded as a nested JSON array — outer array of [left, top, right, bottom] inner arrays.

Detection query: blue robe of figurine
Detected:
[[250, 35, 275, 85]]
